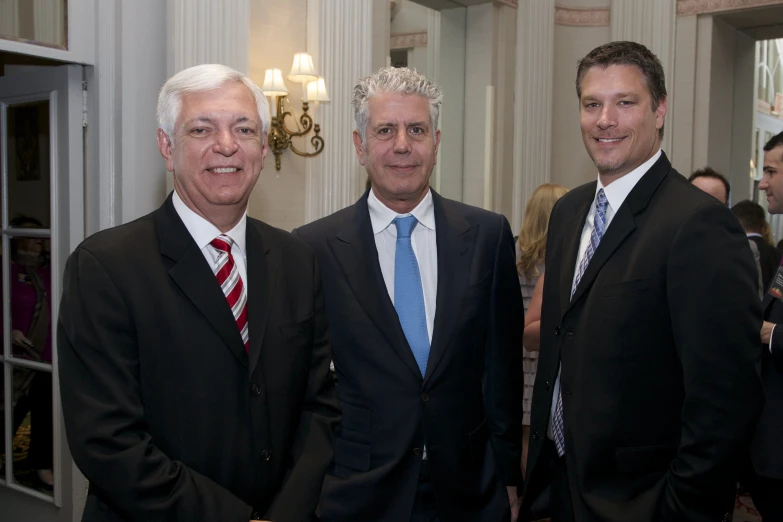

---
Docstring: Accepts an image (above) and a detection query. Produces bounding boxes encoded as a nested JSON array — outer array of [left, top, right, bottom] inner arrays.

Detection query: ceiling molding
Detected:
[[677, 0, 783, 16], [390, 31, 428, 49], [554, 6, 610, 27]]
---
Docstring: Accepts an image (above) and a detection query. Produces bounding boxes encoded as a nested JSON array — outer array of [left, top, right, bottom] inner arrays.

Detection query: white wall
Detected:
[[463, 3, 493, 209], [438, 6, 466, 201], [550, 23, 610, 189], [248, 0, 308, 232]]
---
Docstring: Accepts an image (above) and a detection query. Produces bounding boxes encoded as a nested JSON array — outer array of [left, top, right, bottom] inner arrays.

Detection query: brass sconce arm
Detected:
[[269, 96, 325, 171]]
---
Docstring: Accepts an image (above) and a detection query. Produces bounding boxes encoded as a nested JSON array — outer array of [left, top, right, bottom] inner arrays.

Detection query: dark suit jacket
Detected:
[[750, 235, 783, 292], [58, 195, 340, 522], [294, 190, 523, 522], [755, 290, 783, 479], [522, 153, 764, 522]]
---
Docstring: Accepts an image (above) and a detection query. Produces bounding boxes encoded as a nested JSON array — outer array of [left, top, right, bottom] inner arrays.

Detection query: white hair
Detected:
[[157, 64, 270, 143], [352, 66, 443, 144]]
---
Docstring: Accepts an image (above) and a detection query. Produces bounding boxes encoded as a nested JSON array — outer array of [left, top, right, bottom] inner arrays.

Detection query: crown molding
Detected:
[[677, 0, 783, 15], [554, 6, 610, 26]]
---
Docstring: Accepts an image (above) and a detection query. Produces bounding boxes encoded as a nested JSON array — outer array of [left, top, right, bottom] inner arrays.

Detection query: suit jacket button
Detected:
[[555, 327, 562, 336], [545, 381, 551, 390], [532, 431, 539, 440], [412, 447, 422, 456], [261, 449, 272, 461], [251, 383, 262, 395], [421, 393, 429, 402]]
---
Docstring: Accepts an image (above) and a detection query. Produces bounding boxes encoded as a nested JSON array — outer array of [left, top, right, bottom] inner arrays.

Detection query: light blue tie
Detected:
[[552, 189, 609, 456], [394, 216, 430, 376]]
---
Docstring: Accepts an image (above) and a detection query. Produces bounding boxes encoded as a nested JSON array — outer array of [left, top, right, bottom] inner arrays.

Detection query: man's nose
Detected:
[[394, 131, 411, 153], [214, 130, 239, 155]]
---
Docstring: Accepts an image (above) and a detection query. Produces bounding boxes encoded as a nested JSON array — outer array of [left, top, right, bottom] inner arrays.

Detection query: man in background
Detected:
[[732, 199, 782, 291], [749, 130, 783, 521], [689, 166, 730, 204]]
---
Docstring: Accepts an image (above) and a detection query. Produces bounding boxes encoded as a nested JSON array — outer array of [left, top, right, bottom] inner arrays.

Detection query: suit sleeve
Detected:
[[661, 204, 765, 520], [58, 248, 253, 522], [265, 250, 340, 521], [485, 215, 524, 486]]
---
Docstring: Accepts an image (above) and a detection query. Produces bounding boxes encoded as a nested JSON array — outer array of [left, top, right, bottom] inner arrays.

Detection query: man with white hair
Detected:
[[295, 67, 523, 522], [58, 64, 339, 522]]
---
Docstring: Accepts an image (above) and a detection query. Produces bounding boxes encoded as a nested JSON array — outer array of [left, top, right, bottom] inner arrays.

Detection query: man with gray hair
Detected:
[[295, 67, 523, 521], [58, 64, 339, 522]]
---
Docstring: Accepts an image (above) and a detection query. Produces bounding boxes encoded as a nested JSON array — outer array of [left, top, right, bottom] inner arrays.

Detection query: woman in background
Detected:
[[516, 183, 567, 477]]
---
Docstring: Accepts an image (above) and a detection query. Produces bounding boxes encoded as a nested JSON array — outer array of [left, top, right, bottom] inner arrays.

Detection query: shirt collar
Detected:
[[172, 190, 247, 256], [368, 188, 436, 234], [595, 149, 662, 212], [747, 232, 763, 238]]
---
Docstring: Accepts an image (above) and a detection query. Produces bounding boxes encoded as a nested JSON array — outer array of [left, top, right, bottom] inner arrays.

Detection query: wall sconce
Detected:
[[261, 53, 329, 171]]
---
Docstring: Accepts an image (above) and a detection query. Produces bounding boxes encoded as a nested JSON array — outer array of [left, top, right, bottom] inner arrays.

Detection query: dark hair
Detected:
[[10, 215, 44, 229], [688, 167, 730, 202], [576, 41, 667, 140], [732, 200, 766, 233], [764, 131, 783, 152]]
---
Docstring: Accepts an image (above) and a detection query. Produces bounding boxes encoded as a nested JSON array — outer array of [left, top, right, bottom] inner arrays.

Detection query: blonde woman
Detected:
[[516, 183, 568, 475]]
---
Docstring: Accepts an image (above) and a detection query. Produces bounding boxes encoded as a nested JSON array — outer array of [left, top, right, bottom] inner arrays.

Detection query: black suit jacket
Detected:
[[58, 195, 340, 522], [294, 190, 523, 522], [755, 290, 783, 479], [750, 235, 783, 292], [522, 153, 764, 522]]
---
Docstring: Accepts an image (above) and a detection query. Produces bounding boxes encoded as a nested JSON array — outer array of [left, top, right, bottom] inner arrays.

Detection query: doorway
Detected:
[[0, 63, 84, 519]]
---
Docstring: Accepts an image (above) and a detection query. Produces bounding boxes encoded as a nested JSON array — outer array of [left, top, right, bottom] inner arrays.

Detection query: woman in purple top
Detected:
[[7, 215, 53, 488]]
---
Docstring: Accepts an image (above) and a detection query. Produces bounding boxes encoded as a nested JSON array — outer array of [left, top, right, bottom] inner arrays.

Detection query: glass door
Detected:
[[0, 64, 83, 507]]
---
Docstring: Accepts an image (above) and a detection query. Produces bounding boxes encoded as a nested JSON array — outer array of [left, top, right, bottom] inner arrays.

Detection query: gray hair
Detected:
[[352, 67, 443, 144], [157, 64, 270, 143]]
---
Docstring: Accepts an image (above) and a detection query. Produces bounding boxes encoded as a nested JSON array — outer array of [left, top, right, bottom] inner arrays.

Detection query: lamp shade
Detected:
[[306, 77, 330, 102], [288, 53, 318, 83], [261, 69, 289, 96]]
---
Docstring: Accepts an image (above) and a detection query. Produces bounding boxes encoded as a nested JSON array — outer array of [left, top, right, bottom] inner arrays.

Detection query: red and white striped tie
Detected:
[[210, 235, 249, 352]]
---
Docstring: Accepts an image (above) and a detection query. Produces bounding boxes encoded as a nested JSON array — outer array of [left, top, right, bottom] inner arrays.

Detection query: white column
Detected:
[[33, 0, 64, 45], [168, 0, 249, 74], [305, 0, 377, 223], [511, 0, 554, 232], [611, 0, 676, 155], [0, 0, 19, 37]]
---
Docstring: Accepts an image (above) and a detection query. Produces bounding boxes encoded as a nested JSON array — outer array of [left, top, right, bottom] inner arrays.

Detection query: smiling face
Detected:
[[761, 145, 783, 214], [579, 64, 666, 184], [157, 82, 267, 225], [354, 93, 440, 213]]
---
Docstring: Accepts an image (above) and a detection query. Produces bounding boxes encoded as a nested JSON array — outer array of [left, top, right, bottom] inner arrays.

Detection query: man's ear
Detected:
[[353, 130, 367, 166], [157, 129, 175, 172]]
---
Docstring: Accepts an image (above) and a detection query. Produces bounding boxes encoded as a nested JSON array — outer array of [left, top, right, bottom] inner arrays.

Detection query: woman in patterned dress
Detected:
[[516, 183, 568, 476]]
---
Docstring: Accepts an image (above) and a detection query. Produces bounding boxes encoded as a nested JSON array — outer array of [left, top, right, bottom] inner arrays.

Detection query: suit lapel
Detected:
[[246, 221, 279, 376], [328, 195, 422, 379], [157, 196, 248, 368], [559, 189, 593, 319], [563, 152, 672, 317], [424, 192, 473, 383]]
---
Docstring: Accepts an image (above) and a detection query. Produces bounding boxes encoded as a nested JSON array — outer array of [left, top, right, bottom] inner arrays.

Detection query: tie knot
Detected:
[[595, 188, 608, 214], [394, 215, 418, 238], [210, 234, 234, 253]]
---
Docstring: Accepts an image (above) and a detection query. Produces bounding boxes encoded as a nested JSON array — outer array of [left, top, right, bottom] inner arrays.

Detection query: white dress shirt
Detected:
[[548, 150, 662, 440], [368, 188, 438, 342], [172, 190, 249, 294]]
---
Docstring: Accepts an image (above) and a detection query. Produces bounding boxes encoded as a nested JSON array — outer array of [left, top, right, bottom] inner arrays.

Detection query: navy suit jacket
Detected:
[[295, 189, 523, 522]]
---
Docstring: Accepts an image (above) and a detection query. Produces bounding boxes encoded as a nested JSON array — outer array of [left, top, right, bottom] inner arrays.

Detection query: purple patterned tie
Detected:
[[552, 189, 609, 456]]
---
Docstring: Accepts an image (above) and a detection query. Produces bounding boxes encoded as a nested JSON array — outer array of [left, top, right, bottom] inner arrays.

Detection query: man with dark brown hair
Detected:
[[690, 166, 731, 205], [522, 41, 763, 522]]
